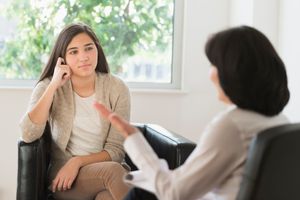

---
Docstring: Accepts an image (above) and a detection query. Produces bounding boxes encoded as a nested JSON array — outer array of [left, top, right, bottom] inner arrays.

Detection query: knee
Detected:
[[104, 161, 126, 174], [90, 161, 127, 179]]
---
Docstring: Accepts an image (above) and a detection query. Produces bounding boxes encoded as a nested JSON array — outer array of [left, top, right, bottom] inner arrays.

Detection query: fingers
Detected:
[[52, 57, 71, 87], [94, 102, 138, 137], [109, 113, 129, 132], [63, 177, 72, 191], [94, 101, 112, 119], [52, 177, 59, 192], [109, 114, 138, 135], [57, 178, 64, 191], [62, 70, 71, 80], [52, 177, 70, 192], [51, 160, 78, 193], [67, 177, 74, 190], [56, 57, 65, 67], [55, 57, 70, 76]]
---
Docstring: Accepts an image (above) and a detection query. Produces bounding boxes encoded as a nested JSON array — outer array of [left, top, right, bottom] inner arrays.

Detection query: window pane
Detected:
[[0, 0, 174, 84]]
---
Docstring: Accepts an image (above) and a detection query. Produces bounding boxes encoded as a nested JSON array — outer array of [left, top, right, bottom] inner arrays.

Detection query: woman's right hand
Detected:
[[52, 157, 81, 192], [94, 102, 138, 138], [50, 57, 71, 89]]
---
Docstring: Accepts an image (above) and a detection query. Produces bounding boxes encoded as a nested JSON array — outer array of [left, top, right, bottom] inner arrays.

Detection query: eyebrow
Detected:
[[67, 43, 95, 52]]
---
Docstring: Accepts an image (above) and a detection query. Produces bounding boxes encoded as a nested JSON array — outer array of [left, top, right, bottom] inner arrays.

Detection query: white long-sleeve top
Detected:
[[124, 106, 289, 200]]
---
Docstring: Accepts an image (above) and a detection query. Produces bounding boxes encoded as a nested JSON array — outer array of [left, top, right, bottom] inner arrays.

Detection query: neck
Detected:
[[71, 73, 96, 97]]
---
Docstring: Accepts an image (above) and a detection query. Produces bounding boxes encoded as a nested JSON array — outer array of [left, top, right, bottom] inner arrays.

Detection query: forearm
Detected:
[[75, 150, 112, 168], [28, 83, 57, 124]]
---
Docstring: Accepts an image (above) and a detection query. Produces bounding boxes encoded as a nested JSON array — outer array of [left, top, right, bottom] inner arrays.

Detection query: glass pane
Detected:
[[0, 0, 174, 83]]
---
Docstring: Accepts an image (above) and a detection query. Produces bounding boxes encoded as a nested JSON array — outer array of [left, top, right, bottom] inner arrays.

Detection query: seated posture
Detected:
[[20, 23, 131, 200], [94, 26, 290, 200]]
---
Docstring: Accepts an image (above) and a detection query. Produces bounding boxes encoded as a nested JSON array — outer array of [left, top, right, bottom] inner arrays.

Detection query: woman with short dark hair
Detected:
[[205, 25, 289, 116], [95, 26, 290, 200]]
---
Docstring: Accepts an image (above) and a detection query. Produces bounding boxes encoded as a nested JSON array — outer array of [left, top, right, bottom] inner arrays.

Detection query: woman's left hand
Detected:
[[52, 157, 81, 192]]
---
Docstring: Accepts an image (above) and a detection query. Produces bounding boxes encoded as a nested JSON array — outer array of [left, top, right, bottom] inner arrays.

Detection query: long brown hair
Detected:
[[38, 23, 109, 82]]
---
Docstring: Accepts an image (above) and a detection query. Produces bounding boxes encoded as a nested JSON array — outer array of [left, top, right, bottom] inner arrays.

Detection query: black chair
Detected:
[[17, 123, 196, 200], [237, 123, 300, 200]]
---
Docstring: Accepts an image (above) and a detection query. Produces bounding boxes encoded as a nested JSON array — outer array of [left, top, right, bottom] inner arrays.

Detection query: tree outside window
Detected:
[[0, 0, 173, 83]]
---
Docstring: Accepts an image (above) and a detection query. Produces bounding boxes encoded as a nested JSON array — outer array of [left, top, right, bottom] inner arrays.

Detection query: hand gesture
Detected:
[[93, 102, 138, 138], [50, 57, 71, 89], [51, 157, 81, 192]]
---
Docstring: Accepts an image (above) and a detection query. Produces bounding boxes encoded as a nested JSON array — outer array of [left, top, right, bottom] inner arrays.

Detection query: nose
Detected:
[[79, 51, 89, 62]]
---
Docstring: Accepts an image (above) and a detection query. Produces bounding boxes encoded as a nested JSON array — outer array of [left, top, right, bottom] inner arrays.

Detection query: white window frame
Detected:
[[0, 0, 184, 90]]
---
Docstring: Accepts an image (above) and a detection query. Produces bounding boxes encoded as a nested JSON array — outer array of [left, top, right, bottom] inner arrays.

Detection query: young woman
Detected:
[[20, 23, 131, 200], [94, 26, 290, 200]]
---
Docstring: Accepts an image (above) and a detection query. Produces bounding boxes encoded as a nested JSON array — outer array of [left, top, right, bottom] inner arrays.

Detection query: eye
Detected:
[[69, 50, 78, 55], [85, 46, 94, 51]]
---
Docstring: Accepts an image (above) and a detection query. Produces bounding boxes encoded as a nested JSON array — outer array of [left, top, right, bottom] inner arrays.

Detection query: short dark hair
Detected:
[[205, 25, 289, 116], [39, 23, 109, 82]]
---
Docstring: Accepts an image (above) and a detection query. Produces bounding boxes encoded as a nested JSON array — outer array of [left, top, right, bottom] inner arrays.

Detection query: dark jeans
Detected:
[[124, 188, 158, 200]]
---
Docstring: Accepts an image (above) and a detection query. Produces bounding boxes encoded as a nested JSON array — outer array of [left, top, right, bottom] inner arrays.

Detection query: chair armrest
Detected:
[[17, 123, 51, 200], [126, 124, 196, 170]]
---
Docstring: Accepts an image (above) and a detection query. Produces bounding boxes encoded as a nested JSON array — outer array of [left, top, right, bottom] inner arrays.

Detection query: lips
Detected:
[[78, 64, 92, 68]]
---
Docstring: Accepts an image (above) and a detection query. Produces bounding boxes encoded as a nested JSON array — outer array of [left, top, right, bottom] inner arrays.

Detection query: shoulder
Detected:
[[201, 106, 242, 151], [208, 106, 239, 133], [197, 107, 245, 164], [203, 105, 290, 149]]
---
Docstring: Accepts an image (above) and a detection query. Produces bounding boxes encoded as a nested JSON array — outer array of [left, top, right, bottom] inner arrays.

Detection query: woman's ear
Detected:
[[209, 66, 233, 105], [209, 66, 219, 85]]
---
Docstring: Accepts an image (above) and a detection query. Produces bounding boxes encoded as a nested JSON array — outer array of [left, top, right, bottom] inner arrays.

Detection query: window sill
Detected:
[[130, 88, 188, 95]]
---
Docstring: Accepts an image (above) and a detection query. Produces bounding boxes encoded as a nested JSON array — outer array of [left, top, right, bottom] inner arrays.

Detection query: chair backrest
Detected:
[[125, 123, 196, 170], [237, 123, 300, 200]]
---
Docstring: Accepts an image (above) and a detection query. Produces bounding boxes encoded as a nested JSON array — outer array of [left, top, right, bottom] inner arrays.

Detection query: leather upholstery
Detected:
[[126, 124, 196, 170], [17, 123, 196, 200], [237, 123, 300, 200], [17, 122, 52, 200]]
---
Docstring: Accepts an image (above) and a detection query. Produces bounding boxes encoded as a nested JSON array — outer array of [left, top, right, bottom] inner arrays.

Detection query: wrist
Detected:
[[48, 82, 59, 92], [126, 127, 139, 137], [71, 156, 83, 168]]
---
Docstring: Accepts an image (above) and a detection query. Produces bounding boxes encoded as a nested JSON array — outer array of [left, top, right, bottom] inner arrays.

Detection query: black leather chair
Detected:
[[237, 123, 300, 200], [17, 123, 196, 200]]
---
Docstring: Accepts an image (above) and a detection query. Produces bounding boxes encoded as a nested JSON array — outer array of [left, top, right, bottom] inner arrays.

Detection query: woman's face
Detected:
[[65, 33, 98, 78], [209, 66, 232, 105]]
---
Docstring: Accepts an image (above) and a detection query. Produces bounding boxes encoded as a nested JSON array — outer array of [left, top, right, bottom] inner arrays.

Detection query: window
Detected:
[[0, 0, 183, 89]]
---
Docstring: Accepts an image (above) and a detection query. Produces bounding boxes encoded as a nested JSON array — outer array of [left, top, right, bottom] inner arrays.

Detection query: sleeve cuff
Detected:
[[103, 148, 123, 162], [124, 132, 161, 172]]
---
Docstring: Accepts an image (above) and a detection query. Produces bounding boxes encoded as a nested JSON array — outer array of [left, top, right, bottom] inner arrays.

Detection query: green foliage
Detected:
[[0, 0, 173, 79]]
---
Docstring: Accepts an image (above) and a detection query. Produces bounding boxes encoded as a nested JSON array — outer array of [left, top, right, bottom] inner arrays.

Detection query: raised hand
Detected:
[[50, 57, 71, 89], [93, 102, 138, 138]]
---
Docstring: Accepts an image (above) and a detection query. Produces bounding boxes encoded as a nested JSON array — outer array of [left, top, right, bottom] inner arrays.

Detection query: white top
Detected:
[[123, 106, 289, 200], [66, 92, 102, 156]]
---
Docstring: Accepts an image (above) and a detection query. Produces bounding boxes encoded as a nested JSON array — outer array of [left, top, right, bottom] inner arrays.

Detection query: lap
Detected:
[[53, 161, 128, 200]]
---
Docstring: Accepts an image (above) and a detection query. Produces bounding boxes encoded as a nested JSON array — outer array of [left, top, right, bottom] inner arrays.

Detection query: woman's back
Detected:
[[198, 106, 289, 199]]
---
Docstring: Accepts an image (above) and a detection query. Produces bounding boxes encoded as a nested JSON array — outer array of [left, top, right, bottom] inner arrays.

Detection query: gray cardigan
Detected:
[[20, 72, 130, 179]]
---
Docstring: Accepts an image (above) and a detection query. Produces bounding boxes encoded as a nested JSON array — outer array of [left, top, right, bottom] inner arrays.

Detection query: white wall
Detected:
[[278, 0, 300, 122], [1, 0, 300, 199], [0, 88, 29, 199], [229, 0, 280, 48]]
